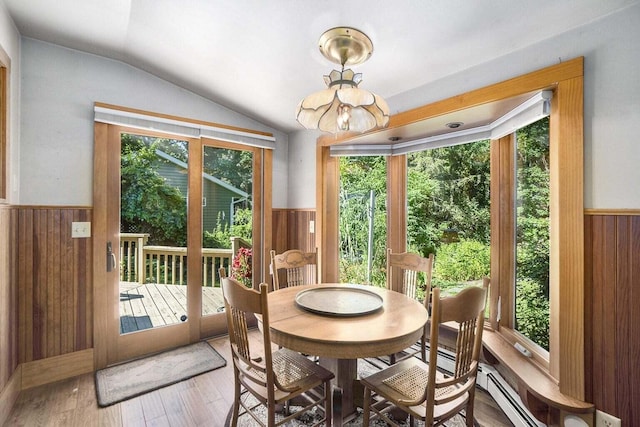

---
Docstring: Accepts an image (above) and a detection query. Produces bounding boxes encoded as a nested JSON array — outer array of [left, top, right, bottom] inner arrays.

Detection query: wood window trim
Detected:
[[316, 58, 586, 402], [93, 115, 272, 368], [0, 45, 9, 203]]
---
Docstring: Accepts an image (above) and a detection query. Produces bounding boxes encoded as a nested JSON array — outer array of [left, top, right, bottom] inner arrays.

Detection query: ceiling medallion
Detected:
[[296, 27, 390, 134]]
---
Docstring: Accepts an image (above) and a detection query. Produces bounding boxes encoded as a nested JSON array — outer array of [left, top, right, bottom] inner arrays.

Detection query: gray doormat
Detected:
[[95, 341, 226, 407]]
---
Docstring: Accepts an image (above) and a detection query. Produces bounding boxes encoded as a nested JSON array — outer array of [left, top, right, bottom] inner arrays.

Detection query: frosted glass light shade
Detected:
[[296, 68, 390, 133]]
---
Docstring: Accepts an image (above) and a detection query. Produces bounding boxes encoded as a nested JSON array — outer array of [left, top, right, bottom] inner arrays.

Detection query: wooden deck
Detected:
[[119, 283, 224, 334]]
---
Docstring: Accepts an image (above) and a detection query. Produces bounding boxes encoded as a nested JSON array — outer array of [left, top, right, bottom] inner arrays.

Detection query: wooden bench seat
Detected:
[[482, 329, 594, 426]]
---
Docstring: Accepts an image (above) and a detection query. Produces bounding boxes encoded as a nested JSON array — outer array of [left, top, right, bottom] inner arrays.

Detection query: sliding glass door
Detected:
[[94, 122, 268, 366]]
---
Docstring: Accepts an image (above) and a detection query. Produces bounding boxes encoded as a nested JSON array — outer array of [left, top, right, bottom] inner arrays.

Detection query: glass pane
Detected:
[[119, 134, 189, 334], [201, 145, 253, 316], [338, 156, 387, 286], [407, 141, 490, 300], [515, 117, 550, 351]]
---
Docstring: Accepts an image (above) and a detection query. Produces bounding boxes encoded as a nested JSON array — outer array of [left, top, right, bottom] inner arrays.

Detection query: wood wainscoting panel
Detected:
[[16, 206, 93, 363], [584, 213, 640, 426], [0, 206, 18, 397], [272, 209, 289, 255], [271, 209, 316, 254]]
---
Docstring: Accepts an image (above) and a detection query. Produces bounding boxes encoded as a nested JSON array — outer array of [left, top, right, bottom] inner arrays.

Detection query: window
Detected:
[[407, 141, 491, 298], [491, 78, 583, 388], [319, 58, 584, 395], [338, 156, 387, 286], [515, 117, 550, 351]]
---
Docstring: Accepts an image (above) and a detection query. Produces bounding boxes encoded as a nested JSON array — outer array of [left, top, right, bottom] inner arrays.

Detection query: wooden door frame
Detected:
[[93, 121, 272, 367], [93, 124, 193, 367]]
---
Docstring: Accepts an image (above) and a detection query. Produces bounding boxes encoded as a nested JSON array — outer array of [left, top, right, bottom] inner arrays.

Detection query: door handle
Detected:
[[107, 241, 117, 272]]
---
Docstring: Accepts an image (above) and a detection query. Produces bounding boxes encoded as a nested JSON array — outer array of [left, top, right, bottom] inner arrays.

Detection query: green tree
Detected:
[[515, 117, 550, 349], [516, 117, 550, 293], [407, 167, 438, 256], [434, 239, 490, 283], [339, 156, 388, 285], [409, 140, 491, 248], [203, 147, 253, 194], [120, 134, 187, 246]]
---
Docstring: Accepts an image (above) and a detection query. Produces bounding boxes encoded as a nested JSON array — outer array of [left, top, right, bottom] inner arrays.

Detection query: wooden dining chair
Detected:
[[386, 248, 434, 363], [270, 248, 318, 291], [219, 267, 334, 427], [361, 279, 489, 427]]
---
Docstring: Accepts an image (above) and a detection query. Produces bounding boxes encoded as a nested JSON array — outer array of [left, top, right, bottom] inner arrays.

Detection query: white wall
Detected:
[[287, 3, 640, 209], [19, 38, 289, 207], [287, 129, 320, 208], [14, 2, 640, 209], [0, 1, 20, 204]]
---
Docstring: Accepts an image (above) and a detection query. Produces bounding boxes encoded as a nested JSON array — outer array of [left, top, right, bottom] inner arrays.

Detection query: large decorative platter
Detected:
[[295, 286, 383, 317]]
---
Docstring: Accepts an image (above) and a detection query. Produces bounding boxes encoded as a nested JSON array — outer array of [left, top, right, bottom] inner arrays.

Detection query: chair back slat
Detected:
[[220, 267, 334, 426], [431, 281, 488, 406], [220, 268, 274, 389], [270, 249, 318, 290], [385, 248, 435, 364], [361, 277, 489, 427], [387, 248, 434, 304]]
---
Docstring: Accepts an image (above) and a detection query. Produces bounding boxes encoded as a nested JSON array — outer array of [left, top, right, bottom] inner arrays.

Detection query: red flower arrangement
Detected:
[[231, 247, 252, 288]]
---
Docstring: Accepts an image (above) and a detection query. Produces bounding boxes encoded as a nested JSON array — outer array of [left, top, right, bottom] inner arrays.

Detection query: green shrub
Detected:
[[203, 208, 253, 249], [434, 239, 490, 282], [515, 278, 550, 350]]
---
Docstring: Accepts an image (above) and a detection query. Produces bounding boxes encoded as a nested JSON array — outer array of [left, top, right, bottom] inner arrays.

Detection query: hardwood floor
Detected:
[[4, 333, 513, 426]]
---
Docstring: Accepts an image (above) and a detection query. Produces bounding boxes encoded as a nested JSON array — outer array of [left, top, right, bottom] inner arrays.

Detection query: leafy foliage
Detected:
[[433, 239, 490, 282], [120, 134, 187, 246], [203, 146, 253, 194], [515, 117, 550, 349], [339, 118, 550, 351], [203, 209, 253, 248], [339, 157, 388, 285], [515, 278, 550, 350], [408, 140, 491, 248]]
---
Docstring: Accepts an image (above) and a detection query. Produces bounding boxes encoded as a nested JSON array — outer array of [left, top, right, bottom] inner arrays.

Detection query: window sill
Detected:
[[482, 329, 594, 422]]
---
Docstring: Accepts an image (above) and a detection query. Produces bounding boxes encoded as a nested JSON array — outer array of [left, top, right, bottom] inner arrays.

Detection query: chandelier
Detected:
[[295, 27, 390, 134]]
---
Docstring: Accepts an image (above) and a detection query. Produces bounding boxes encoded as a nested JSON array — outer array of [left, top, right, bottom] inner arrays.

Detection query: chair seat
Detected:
[[252, 348, 333, 391], [361, 357, 469, 421], [221, 268, 333, 426], [240, 348, 334, 407]]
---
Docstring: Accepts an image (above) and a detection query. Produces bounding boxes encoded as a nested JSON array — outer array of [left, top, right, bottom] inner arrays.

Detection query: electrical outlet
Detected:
[[71, 221, 91, 238], [595, 410, 621, 427]]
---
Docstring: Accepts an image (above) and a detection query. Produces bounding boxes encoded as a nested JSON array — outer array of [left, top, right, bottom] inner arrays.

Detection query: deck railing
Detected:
[[120, 233, 250, 287]]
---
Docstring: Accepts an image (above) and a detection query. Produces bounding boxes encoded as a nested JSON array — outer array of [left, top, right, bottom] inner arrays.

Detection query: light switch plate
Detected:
[[72, 222, 91, 238]]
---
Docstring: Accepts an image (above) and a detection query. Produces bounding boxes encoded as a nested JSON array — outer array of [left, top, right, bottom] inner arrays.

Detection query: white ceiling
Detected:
[[2, 0, 636, 134]]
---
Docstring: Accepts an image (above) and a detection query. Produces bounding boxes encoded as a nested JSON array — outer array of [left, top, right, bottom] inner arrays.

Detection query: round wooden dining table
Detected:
[[263, 283, 428, 422]]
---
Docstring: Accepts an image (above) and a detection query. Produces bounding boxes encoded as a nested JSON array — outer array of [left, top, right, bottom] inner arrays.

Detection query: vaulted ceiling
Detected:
[[2, 0, 636, 134]]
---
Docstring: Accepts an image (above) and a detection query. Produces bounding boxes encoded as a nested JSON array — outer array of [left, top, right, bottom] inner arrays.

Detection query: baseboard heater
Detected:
[[424, 344, 545, 427]]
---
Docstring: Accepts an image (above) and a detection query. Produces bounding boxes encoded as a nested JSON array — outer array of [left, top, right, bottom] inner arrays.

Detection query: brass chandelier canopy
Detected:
[[296, 27, 390, 134]]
